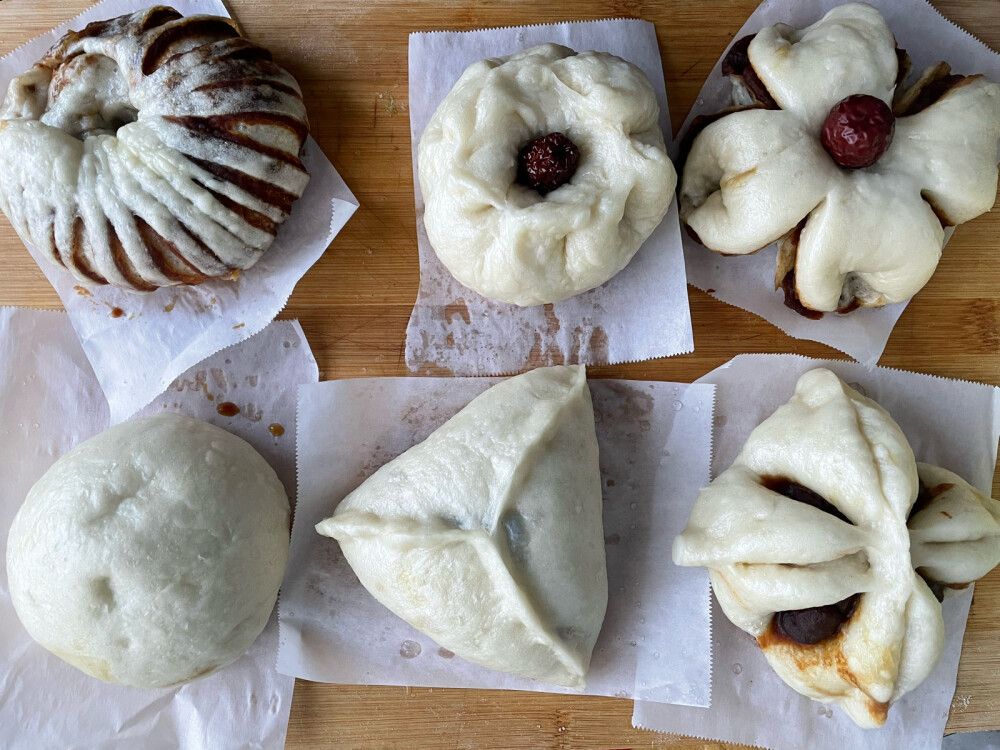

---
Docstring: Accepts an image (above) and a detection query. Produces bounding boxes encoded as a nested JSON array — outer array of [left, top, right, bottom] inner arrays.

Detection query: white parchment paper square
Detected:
[[278, 375, 713, 706], [633, 353, 1000, 750], [405, 20, 694, 374], [0, 308, 320, 750], [0, 0, 358, 423], [679, 0, 1000, 366]]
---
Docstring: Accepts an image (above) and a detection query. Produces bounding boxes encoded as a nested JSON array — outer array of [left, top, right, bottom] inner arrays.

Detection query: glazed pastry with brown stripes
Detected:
[[0, 5, 309, 291]]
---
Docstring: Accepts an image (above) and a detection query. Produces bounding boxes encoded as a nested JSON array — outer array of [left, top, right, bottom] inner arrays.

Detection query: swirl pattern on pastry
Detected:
[[418, 44, 676, 307], [0, 6, 310, 292]]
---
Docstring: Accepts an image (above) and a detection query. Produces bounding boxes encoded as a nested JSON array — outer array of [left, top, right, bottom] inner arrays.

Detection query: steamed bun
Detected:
[[6, 412, 290, 688], [317, 365, 608, 689]]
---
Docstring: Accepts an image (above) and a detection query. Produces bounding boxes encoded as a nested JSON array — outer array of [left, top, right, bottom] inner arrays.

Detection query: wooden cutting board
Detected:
[[2, 1, 999, 747]]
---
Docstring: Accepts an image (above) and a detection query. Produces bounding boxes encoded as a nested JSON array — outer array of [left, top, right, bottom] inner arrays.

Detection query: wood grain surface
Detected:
[[2, 1, 1000, 748]]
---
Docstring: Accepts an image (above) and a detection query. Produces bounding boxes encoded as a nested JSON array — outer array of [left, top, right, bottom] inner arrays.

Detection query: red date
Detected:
[[517, 132, 580, 195], [821, 94, 896, 169]]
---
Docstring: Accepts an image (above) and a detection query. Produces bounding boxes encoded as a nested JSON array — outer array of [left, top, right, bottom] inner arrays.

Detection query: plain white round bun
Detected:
[[6, 412, 290, 688]]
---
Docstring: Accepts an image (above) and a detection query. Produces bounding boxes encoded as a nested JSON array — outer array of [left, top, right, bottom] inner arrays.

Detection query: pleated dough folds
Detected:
[[317, 365, 608, 690]]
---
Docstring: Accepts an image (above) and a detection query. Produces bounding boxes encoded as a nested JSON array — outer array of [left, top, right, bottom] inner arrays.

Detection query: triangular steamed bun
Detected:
[[316, 365, 607, 689]]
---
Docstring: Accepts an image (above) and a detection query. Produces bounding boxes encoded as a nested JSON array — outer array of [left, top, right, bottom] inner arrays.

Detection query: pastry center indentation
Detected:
[[42, 54, 138, 139]]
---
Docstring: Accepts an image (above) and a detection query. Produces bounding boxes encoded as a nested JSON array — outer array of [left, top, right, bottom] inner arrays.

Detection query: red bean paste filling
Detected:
[[721, 34, 778, 110], [779, 269, 824, 321], [779, 268, 863, 320], [762, 476, 853, 524], [762, 476, 860, 644], [777, 226, 863, 319], [900, 73, 965, 116], [773, 594, 862, 645]]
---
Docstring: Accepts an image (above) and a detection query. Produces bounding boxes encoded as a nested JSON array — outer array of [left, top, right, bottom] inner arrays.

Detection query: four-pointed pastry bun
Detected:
[[6, 413, 290, 688], [316, 365, 608, 690], [673, 368, 1000, 728]]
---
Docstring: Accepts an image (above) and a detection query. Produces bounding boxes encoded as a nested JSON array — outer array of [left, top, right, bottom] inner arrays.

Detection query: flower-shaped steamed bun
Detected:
[[674, 369, 1000, 727], [418, 44, 677, 306], [680, 3, 1000, 313], [317, 365, 607, 689]]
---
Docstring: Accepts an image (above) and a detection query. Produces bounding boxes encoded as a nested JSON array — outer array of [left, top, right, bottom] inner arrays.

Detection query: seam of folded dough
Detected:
[[316, 365, 607, 690]]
